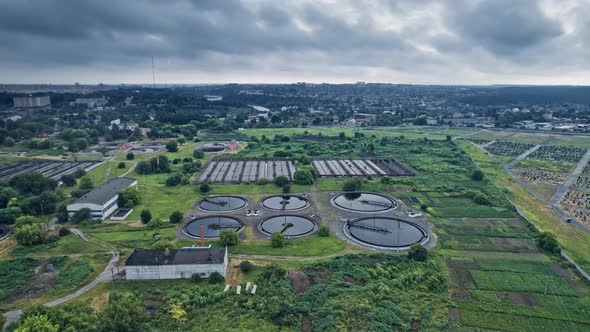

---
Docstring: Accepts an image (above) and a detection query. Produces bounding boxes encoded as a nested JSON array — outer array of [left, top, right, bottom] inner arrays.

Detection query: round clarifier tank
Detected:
[[184, 216, 243, 238], [261, 195, 309, 211], [345, 217, 427, 248], [197, 196, 247, 212], [259, 215, 317, 237], [331, 192, 397, 213]]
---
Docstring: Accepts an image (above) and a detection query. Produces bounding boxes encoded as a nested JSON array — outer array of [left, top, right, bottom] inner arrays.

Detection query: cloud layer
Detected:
[[0, 0, 589, 84]]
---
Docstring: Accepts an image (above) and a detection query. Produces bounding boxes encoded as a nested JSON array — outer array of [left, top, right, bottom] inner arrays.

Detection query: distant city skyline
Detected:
[[0, 0, 589, 85]]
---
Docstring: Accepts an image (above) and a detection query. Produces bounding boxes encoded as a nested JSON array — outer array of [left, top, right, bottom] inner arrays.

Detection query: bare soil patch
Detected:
[[288, 271, 310, 294], [549, 262, 580, 294], [7, 259, 57, 304], [451, 290, 477, 302], [301, 314, 312, 332], [343, 275, 366, 286], [500, 292, 539, 306], [307, 266, 332, 285]]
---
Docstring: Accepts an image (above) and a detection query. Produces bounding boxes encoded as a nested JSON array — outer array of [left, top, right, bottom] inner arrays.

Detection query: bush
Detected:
[[473, 192, 491, 205], [71, 208, 92, 224], [58, 227, 71, 236], [208, 271, 224, 284], [147, 218, 166, 229], [538, 232, 560, 253], [73, 168, 86, 179], [60, 174, 77, 187], [140, 209, 152, 224], [191, 273, 202, 283], [126, 152, 135, 160], [199, 182, 211, 193], [294, 169, 314, 185], [169, 211, 183, 224], [408, 244, 428, 261], [273, 175, 289, 187], [117, 162, 126, 169], [318, 225, 330, 237], [239, 261, 254, 273], [420, 204, 429, 211], [165, 173, 182, 186], [117, 187, 141, 208], [472, 169, 485, 181], [282, 184, 291, 194], [79, 177, 94, 190], [166, 141, 178, 152], [271, 232, 285, 248], [14, 224, 44, 246], [257, 178, 269, 185], [220, 229, 239, 246], [193, 149, 205, 159]]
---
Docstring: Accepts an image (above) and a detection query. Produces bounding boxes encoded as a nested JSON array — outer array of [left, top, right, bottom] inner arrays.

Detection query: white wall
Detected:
[[126, 263, 226, 280]]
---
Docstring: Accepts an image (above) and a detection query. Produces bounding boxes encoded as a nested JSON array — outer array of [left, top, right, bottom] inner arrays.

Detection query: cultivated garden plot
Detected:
[[561, 190, 590, 209], [527, 145, 587, 163], [512, 169, 568, 184], [486, 141, 535, 157], [564, 207, 590, 228]]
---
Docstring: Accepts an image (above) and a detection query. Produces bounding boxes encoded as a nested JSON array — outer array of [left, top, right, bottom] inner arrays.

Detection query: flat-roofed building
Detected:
[[13, 95, 51, 108], [67, 177, 137, 220], [125, 246, 228, 280]]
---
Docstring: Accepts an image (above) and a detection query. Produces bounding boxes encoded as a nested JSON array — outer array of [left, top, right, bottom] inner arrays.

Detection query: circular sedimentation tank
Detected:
[[259, 215, 317, 237], [331, 192, 397, 213], [261, 195, 309, 211], [345, 217, 427, 248], [184, 216, 243, 238], [198, 196, 247, 212]]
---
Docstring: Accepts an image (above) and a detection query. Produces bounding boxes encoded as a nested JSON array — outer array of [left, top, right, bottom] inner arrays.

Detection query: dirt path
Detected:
[[2, 228, 120, 331], [507, 144, 542, 168], [119, 161, 137, 177]]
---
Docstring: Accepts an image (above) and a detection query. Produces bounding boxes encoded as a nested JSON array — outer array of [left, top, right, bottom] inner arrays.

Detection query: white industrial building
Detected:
[[125, 246, 228, 280], [67, 177, 137, 220], [13, 95, 51, 108]]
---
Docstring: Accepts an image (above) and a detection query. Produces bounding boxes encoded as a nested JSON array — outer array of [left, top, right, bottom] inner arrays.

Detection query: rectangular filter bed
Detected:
[[0, 161, 103, 181], [312, 159, 415, 177], [196, 159, 297, 184]]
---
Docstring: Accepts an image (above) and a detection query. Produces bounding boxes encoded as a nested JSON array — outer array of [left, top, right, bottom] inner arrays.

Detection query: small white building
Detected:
[[125, 246, 228, 280], [67, 177, 137, 220]]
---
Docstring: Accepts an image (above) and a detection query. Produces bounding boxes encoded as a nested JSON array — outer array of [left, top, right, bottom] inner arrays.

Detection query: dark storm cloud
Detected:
[[0, 0, 588, 84]]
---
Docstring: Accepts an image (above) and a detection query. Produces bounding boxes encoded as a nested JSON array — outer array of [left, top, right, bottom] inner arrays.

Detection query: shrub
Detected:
[[126, 152, 135, 160], [199, 182, 211, 193], [79, 177, 94, 190], [73, 168, 86, 178], [208, 271, 224, 284], [408, 244, 428, 261], [60, 174, 77, 187], [117, 162, 126, 169], [271, 232, 285, 248], [220, 229, 239, 246], [58, 227, 71, 236], [140, 209, 152, 224], [294, 169, 314, 185], [239, 261, 254, 273], [420, 204, 428, 211], [166, 141, 178, 152], [473, 192, 491, 205], [193, 149, 205, 159], [169, 211, 183, 224], [117, 187, 141, 208], [318, 225, 330, 237], [71, 208, 92, 224], [472, 169, 485, 181], [14, 224, 44, 246], [165, 173, 182, 186], [191, 273, 202, 283], [147, 219, 165, 229], [282, 184, 291, 194], [538, 232, 560, 253], [257, 178, 269, 185]]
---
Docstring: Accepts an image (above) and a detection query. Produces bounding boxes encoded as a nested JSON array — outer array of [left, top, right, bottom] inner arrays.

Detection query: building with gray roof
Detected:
[[67, 177, 137, 220]]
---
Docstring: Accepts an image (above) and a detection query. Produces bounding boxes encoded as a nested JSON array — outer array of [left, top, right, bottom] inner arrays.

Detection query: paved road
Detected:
[[3, 229, 120, 331], [507, 144, 541, 168], [551, 149, 590, 204]]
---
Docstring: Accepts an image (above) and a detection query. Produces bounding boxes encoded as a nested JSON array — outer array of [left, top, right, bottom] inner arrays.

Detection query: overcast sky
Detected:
[[1, 0, 589, 85]]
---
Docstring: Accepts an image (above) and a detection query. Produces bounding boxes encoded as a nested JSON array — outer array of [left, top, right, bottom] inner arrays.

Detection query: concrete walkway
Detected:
[[2, 229, 120, 331]]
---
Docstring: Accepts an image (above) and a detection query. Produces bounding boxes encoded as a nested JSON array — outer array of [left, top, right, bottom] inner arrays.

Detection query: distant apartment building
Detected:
[[13, 95, 51, 108]]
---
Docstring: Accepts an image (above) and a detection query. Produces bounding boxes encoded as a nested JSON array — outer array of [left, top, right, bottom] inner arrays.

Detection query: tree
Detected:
[[271, 232, 285, 248], [0, 187, 17, 209], [239, 261, 254, 273], [220, 229, 239, 246], [199, 182, 211, 193], [273, 175, 289, 187], [191, 273, 202, 283], [169, 211, 183, 224], [136, 161, 151, 174], [117, 187, 141, 208], [14, 224, 44, 246], [71, 208, 92, 224], [446, 135, 452, 141], [473, 192, 491, 205], [73, 168, 86, 178], [14, 314, 58, 332], [342, 178, 362, 192], [79, 177, 94, 190], [177, 137, 186, 145], [4, 137, 15, 147], [117, 162, 126, 169], [472, 169, 485, 181], [140, 209, 152, 224], [60, 174, 77, 187], [126, 152, 135, 160], [282, 184, 291, 194], [318, 225, 330, 237], [408, 244, 428, 261], [166, 141, 178, 152], [151, 239, 173, 250], [193, 149, 205, 159], [9, 172, 57, 195], [208, 271, 224, 284], [538, 232, 560, 253], [97, 292, 147, 332]]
